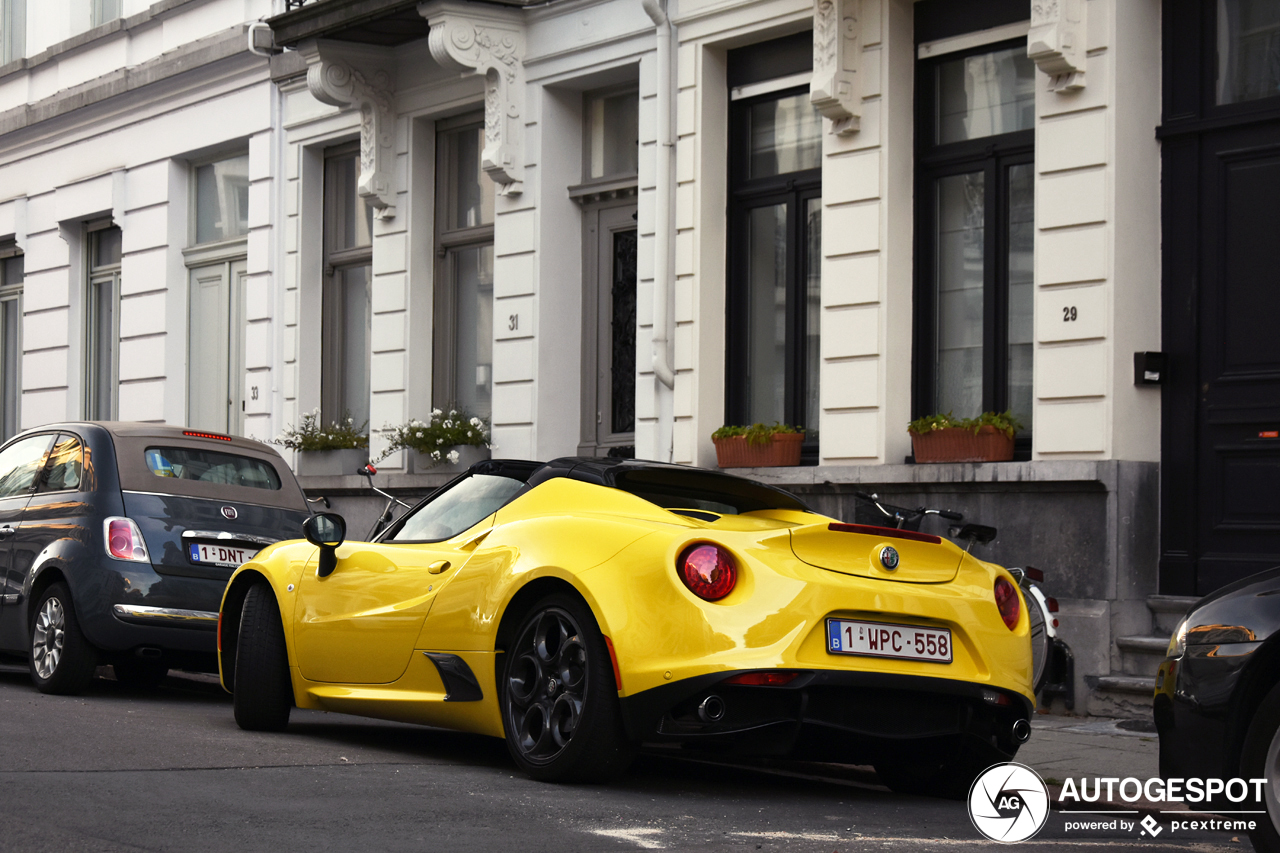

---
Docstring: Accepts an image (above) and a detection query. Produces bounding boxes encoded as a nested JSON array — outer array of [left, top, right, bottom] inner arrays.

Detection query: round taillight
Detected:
[[994, 577, 1020, 631], [678, 543, 737, 601]]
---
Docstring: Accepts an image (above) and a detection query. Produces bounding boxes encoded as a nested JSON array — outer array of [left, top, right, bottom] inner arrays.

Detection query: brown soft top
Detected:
[[47, 422, 307, 512]]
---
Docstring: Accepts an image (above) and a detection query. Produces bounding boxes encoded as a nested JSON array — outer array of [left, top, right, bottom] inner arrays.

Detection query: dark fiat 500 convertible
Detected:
[[0, 422, 310, 694]]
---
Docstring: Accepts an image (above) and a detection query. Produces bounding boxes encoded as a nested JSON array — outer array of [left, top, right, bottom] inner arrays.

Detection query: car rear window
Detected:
[[144, 446, 282, 491]]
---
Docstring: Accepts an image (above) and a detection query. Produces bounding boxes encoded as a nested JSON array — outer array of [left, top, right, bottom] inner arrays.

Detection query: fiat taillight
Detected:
[[104, 517, 150, 563], [678, 543, 737, 601], [994, 577, 1020, 630]]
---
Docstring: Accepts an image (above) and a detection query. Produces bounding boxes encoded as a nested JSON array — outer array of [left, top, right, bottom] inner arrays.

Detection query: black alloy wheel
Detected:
[[232, 582, 293, 732], [29, 582, 98, 695], [501, 595, 634, 782]]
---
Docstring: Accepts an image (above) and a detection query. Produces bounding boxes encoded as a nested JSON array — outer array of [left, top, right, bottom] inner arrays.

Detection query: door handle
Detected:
[[428, 560, 451, 575], [0, 527, 14, 540]]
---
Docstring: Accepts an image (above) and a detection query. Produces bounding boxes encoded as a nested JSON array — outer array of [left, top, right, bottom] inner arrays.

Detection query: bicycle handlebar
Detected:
[[852, 491, 963, 524]]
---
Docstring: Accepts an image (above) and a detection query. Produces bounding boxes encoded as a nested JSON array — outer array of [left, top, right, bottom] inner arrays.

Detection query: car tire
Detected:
[[1242, 682, 1280, 853], [232, 582, 292, 732], [875, 748, 987, 800], [112, 658, 169, 689], [500, 594, 636, 782], [29, 582, 99, 695]]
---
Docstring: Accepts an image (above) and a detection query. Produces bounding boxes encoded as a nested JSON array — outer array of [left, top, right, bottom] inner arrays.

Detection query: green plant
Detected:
[[712, 422, 804, 447], [907, 410, 1023, 440], [376, 408, 491, 465], [272, 409, 368, 452]]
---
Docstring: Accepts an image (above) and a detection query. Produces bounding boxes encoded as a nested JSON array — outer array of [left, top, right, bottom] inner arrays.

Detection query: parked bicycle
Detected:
[[851, 491, 1070, 703]]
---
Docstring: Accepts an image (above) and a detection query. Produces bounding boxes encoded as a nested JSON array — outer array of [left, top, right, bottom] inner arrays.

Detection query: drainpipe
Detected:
[[641, 0, 675, 461]]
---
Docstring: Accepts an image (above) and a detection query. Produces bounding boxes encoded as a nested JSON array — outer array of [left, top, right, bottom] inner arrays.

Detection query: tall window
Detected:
[[188, 153, 249, 434], [434, 114, 495, 419], [1, 0, 25, 65], [725, 33, 822, 461], [90, 0, 120, 27], [86, 224, 122, 420], [0, 249, 21, 440], [914, 39, 1035, 443], [1217, 0, 1280, 104], [321, 144, 373, 429]]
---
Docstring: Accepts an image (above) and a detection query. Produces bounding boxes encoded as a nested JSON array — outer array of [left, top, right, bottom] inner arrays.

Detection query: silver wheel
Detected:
[[32, 596, 66, 680]]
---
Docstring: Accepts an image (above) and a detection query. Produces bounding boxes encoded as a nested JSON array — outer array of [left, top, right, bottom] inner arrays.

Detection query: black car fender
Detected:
[[1225, 632, 1280, 773]]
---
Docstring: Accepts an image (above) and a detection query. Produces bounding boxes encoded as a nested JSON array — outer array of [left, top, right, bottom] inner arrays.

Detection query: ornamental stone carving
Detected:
[[810, 0, 860, 135], [420, 1, 525, 196], [1028, 0, 1086, 93], [298, 40, 398, 219]]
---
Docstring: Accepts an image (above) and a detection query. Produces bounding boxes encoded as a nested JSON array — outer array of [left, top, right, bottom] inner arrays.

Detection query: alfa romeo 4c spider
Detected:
[[218, 457, 1034, 794]]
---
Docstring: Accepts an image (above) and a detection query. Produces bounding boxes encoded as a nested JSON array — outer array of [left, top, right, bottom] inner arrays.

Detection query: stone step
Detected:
[[1116, 635, 1169, 654], [1096, 674, 1156, 695], [1147, 595, 1198, 634]]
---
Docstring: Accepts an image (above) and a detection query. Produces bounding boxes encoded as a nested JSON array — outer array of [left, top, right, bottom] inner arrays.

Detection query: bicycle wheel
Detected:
[[1024, 584, 1052, 693]]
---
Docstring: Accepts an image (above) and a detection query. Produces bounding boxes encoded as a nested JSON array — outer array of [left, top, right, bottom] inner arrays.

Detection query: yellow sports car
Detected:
[[218, 457, 1034, 793]]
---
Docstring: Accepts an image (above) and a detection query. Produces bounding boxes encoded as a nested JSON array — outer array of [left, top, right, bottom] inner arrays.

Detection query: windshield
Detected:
[[388, 473, 526, 542]]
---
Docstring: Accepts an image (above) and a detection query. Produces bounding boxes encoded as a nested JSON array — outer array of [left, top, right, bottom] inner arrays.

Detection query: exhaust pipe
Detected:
[[697, 694, 726, 723], [1012, 718, 1031, 744]]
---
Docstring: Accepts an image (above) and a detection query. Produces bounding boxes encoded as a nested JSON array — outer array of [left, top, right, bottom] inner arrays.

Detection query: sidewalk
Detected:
[[1020, 714, 1160, 784]]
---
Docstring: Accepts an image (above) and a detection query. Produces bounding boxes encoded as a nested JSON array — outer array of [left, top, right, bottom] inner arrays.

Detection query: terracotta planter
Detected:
[[293, 448, 370, 477], [910, 425, 1014, 463], [409, 444, 490, 474], [713, 433, 804, 468]]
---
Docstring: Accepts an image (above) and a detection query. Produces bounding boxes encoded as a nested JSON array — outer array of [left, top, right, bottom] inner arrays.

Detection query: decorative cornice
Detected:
[[1028, 0, 1086, 93], [810, 0, 860, 135], [297, 39, 398, 219], [420, 0, 526, 196]]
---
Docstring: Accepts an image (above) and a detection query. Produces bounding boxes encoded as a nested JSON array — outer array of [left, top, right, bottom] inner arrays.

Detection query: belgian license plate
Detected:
[[188, 543, 254, 568], [827, 619, 953, 663]]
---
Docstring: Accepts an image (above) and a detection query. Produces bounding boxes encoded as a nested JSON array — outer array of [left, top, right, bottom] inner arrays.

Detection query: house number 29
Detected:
[[508, 314, 519, 331], [1063, 306, 1078, 322]]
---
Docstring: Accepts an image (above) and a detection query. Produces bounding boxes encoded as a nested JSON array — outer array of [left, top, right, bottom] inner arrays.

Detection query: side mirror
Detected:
[[303, 512, 346, 577]]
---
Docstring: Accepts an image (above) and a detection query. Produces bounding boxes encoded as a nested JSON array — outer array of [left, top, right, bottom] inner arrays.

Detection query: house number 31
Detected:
[[1063, 306, 1078, 322], [508, 314, 519, 331]]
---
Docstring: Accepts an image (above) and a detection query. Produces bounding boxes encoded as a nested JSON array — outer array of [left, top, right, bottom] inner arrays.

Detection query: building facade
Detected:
[[0, 0, 1274, 715]]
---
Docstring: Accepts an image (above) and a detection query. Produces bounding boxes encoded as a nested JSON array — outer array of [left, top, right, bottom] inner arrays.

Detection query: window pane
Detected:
[[588, 90, 640, 179], [936, 172, 985, 418], [90, 275, 116, 419], [745, 204, 788, 424], [1217, 0, 1280, 104], [340, 265, 371, 427], [936, 46, 1036, 145], [445, 125, 494, 230], [144, 446, 281, 490], [38, 434, 82, 492], [452, 245, 494, 419], [90, 0, 120, 27], [2, 254, 23, 285], [804, 197, 822, 438], [92, 227, 121, 268], [325, 152, 373, 251], [390, 473, 523, 541], [195, 155, 250, 244], [1007, 164, 1035, 433], [2, 0, 24, 66], [0, 434, 52, 499], [749, 93, 823, 178], [610, 229, 637, 434], [1, 296, 18, 440]]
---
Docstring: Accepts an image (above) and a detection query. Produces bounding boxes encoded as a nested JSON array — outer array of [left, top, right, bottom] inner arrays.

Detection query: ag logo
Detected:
[[968, 763, 1050, 843]]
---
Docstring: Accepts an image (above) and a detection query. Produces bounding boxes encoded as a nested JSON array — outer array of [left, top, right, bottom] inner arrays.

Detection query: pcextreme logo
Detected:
[[968, 763, 1051, 843]]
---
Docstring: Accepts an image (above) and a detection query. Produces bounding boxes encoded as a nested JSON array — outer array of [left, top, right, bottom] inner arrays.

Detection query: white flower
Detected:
[[470, 417, 482, 428], [436, 438, 444, 445], [431, 450, 441, 460], [447, 449, 460, 464], [444, 420, 453, 428], [432, 408, 442, 417]]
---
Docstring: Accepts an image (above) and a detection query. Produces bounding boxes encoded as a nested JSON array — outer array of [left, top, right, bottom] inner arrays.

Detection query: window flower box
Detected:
[[910, 425, 1015, 463], [712, 432, 804, 468]]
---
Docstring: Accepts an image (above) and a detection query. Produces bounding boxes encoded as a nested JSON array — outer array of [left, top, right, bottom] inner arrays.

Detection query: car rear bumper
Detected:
[[620, 668, 1032, 764]]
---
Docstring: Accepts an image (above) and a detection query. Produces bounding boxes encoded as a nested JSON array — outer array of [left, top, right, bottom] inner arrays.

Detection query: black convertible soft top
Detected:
[[525, 457, 812, 515]]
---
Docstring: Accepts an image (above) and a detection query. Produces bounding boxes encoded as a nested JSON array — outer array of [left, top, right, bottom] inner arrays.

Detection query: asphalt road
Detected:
[[0, 667, 1254, 853]]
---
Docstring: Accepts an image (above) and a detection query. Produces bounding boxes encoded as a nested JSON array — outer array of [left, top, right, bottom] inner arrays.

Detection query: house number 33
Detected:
[[1063, 306, 1078, 322]]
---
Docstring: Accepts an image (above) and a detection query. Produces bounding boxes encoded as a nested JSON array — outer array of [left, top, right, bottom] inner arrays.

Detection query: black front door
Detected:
[[1191, 123, 1280, 592], [1160, 0, 1280, 596]]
